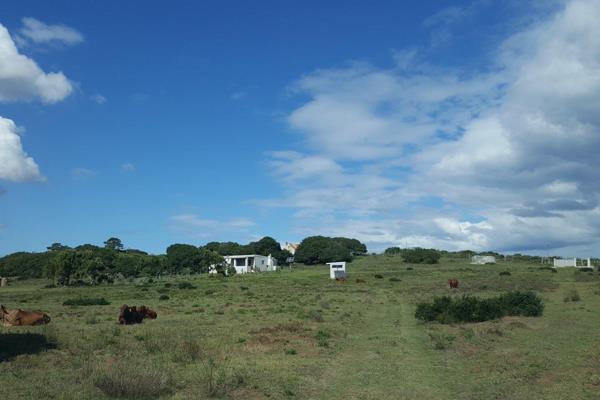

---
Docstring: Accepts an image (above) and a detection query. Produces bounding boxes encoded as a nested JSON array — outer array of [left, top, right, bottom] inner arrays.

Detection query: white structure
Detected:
[[471, 255, 496, 265], [222, 254, 277, 274], [327, 261, 347, 279], [553, 258, 591, 268], [284, 242, 299, 255]]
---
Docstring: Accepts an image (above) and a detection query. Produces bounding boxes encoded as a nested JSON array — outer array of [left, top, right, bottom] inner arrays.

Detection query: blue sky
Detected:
[[2, 1, 600, 256]]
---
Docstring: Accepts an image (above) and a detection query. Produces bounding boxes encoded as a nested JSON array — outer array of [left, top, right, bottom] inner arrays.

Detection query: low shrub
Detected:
[[63, 297, 110, 306], [315, 330, 330, 347], [285, 348, 297, 355], [177, 282, 196, 290], [389, 277, 401, 282], [499, 271, 511, 276], [309, 310, 324, 322], [164, 283, 172, 288], [374, 274, 384, 279], [563, 289, 581, 302], [240, 286, 249, 291], [578, 267, 593, 272], [205, 289, 215, 295], [406, 267, 414, 271], [415, 291, 544, 324], [94, 361, 171, 399], [159, 295, 170, 301]]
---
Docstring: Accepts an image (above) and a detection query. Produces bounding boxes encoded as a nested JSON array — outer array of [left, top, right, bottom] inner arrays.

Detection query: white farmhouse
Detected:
[[223, 254, 278, 274], [327, 261, 347, 279]]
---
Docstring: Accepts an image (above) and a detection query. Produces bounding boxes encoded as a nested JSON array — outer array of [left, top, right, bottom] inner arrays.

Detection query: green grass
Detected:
[[1, 255, 599, 399]]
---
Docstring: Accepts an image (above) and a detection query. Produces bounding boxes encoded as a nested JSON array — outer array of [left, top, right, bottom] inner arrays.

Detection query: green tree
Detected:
[[47, 242, 70, 252], [104, 237, 124, 251], [294, 236, 352, 265]]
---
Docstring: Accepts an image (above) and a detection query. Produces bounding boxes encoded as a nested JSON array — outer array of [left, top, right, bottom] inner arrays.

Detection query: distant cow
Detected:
[[448, 279, 459, 289], [118, 304, 157, 325], [0, 305, 51, 326], [355, 278, 366, 284]]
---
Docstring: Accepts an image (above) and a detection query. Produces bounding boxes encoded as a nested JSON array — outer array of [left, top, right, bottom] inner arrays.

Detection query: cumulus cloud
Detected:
[[18, 17, 84, 46], [0, 117, 44, 182], [169, 214, 255, 239], [0, 23, 73, 103], [266, 0, 600, 254]]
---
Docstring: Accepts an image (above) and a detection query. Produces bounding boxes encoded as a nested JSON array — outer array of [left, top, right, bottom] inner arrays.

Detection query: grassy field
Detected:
[[1, 255, 600, 399]]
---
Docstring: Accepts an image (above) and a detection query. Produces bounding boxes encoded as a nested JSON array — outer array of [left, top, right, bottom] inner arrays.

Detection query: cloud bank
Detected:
[[265, 0, 600, 254], [0, 20, 75, 182]]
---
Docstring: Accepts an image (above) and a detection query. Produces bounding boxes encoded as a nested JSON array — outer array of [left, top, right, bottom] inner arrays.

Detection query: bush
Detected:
[[401, 248, 441, 264], [579, 267, 593, 272], [374, 274, 384, 279], [415, 291, 544, 324], [63, 297, 110, 306], [159, 295, 170, 301], [94, 361, 171, 399], [406, 267, 414, 271], [389, 277, 401, 282], [315, 330, 330, 347], [499, 271, 511, 276], [177, 281, 196, 289], [563, 289, 581, 302]]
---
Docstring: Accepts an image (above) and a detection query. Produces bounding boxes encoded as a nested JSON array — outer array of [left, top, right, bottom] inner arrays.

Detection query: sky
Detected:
[[1, 0, 600, 256]]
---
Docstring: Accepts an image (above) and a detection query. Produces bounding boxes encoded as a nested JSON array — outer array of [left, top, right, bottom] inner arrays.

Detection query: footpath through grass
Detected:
[[1, 255, 599, 399]]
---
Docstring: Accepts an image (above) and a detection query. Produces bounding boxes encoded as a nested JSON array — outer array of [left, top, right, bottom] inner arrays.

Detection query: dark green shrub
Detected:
[[240, 286, 249, 291], [177, 282, 196, 289], [164, 283, 172, 288], [389, 277, 401, 282], [159, 295, 170, 301], [499, 271, 511, 276], [406, 267, 414, 271], [579, 267, 593, 272], [401, 248, 441, 264], [63, 297, 110, 306], [498, 291, 544, 317], [415, 291, 544, 323], [374, 274, 383, 279]]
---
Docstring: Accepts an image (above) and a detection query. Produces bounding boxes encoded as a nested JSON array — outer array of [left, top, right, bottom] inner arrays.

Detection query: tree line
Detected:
[[0, 235, 367, 285]]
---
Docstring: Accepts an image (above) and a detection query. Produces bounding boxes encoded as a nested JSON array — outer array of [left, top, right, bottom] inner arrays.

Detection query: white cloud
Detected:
[[121, 163, 135, 172], [265, 0, 600, 254], [90, 94, 107, 104], [0, 23, 73, 103], [0, 117, 44, 182], [169, 214, 255, 239], [18, 17, 84, 46]]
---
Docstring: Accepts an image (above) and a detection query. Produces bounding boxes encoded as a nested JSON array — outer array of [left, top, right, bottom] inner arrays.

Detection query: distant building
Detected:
[[284, 242, 299, 255], [221, 254, 278, 274], [471, 255, 496, 265], [553, 258, 591, 268]]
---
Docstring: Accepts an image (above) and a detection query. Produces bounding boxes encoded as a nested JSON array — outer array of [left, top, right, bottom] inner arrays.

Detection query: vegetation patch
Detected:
[[63, 297, 110, 306], [563, 289, 581, 302], [94, 361, 171, 399], [499, 271, 511, 276], [177, 281, 196, 289], [415, 291, 544, 324]]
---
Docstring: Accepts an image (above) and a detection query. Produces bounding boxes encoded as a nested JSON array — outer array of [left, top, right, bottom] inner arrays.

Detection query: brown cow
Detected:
[[118, 304, 157, 325], [0, 305, 51, 326], [448, 279, 459, 289]]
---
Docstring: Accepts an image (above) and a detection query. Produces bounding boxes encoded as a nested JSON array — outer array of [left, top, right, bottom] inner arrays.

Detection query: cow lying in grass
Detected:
[[448, 279, 459, 289], [118, 304, 157, 325], [0, 305, 51, 326]]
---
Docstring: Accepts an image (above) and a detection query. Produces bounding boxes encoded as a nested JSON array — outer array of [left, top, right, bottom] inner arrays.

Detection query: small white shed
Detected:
[[327, 261, 347, 279], [471, 255, 496, 265]]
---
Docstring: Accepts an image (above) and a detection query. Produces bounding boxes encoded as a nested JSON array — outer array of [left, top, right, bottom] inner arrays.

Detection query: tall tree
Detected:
[[104, 237, 124, 251]]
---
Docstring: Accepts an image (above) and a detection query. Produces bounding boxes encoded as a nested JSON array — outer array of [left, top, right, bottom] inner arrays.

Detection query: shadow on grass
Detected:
[[0, 333, 56, 362]]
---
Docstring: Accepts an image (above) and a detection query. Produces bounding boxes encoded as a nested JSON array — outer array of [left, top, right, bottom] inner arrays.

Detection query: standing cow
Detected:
[[448, 279, 459, 289]]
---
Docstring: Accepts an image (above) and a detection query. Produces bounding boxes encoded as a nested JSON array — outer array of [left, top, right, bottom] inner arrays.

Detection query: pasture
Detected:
[[1, 255, 599, 399]]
